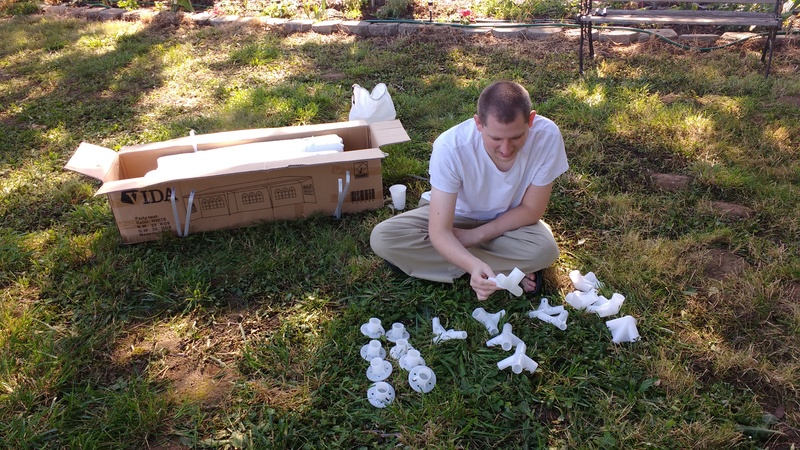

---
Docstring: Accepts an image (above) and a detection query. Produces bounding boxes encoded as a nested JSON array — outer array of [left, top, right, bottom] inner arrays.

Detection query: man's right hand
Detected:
[[469, 263, 499, 300]]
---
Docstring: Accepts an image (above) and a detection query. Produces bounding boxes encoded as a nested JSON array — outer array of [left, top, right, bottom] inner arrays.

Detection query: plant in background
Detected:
[[117, 0, 140, 10], [375, 0, 410, 19], [342, 0, 362, 19], [260, 0, 293, 18], [1, 0, 39, 14]]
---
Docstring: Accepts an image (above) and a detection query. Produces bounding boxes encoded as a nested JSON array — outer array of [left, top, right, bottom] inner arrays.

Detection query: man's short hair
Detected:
[[477, 81, 532, 125]]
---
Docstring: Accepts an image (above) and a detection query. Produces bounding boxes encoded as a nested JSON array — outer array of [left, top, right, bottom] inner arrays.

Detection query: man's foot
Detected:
[[521, 269, 544, 296]]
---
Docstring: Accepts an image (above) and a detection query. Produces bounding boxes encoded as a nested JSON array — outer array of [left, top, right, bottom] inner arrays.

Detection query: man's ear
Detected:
[[528, 111, 536, 127], [474, 114, 483, 131]]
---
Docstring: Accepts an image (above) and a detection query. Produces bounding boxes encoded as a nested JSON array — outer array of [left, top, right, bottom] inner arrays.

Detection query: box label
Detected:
[[134, 214, 172, 238]]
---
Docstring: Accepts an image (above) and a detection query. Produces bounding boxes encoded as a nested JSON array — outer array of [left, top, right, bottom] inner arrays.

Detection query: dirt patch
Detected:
[[709, 201, 755, 220], [702, 248, 749, 281], [651, 173, 694, 191]]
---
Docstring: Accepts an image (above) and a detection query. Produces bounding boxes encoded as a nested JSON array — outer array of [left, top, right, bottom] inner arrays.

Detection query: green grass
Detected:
[[1, 14, 799, 449]]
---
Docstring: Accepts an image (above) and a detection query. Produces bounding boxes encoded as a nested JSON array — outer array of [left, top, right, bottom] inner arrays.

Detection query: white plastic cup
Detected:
[[389, 184, 407, 210]]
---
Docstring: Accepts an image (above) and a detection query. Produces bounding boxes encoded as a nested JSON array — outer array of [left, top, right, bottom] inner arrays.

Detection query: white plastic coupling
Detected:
[[366, 356, 393, 381], [486, 323, 522, 351], [569, 269, 602, 292], [532, 298, 565, 316], [472, 307, 506, 335], [431, 317, 467, 343], [360, 317, 385, 339], [565, 289, 602, 310], [606, 315, 640, 343], [399, 349, 426, 370], [385, 322, 410, 342], [408, 366, 437, 393], [367, 381, 395, 408], [360, 339, 386, 361], [497, 342, 539, 374], [586, 293, 625, 317], [531, 310, 569, 330], [389, 338, 413, 360], [489, 267, 526, 297]]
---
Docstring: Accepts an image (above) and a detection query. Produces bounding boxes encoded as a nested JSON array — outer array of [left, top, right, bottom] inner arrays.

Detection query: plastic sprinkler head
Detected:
[[385, 322, 410, 343], [606, 315, 640, 343], [408, 366, 437, 393], [367, 381, 395, 408], [486, 323, 523, 351], [360, 339, 386, 361], [360, 317, 385, 339], [472, 307, 506, 336]]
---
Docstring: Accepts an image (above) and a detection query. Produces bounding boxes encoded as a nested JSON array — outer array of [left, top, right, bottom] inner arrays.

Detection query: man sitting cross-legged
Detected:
[[370, 80, 569, 301]]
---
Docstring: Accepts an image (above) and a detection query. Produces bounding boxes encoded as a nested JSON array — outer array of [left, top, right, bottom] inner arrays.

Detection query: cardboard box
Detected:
[[65, 120, 410, 244]]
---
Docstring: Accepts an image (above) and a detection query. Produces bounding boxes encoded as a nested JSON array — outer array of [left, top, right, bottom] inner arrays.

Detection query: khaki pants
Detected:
[[370, 200, 560, 283]]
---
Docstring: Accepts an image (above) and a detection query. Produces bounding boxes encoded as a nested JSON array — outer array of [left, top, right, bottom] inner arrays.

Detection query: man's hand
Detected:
[[452, 227, 483, 248], [469, 262, 499, 300]]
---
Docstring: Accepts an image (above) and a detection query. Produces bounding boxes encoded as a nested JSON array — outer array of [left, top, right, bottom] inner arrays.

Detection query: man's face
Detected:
[[474, 111, 535, 169]]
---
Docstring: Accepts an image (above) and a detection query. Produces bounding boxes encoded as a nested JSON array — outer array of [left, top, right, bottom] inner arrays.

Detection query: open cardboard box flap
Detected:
[[64, 119, 410, 243]]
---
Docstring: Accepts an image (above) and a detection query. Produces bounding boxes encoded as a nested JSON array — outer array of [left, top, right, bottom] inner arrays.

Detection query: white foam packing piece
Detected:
[[486, 323, 523, 351], [497, 342, 539, 374], [569, 269, 602, 292], [144, 134, 344, 180], [472, 307, 506, 335], [606, 315, 640, 343]]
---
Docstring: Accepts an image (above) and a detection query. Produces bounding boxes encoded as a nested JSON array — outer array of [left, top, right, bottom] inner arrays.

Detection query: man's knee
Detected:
[[369, 221, 389, 258]]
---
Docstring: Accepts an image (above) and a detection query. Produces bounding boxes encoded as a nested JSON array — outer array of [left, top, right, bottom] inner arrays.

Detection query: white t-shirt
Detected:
[[429, 115, 569, 220]]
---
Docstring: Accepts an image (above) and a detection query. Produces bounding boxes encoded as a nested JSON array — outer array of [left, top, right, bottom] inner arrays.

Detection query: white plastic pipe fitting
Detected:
[[565, 289, 602, 310], [360, 317, 385, 339], [587, 293, 625, 317], [489, 267, 526, 297], [408, 366, 437, 393], [389, 338, 413, 360], [532, 310, 569, 330], [431, 317, 467, 343], [472, 307, 506, 335], [360, 339, 386, 361], [385, 322, 410, 342], [366, 356, 393, 381], [569, 269, 602, 292], [399, 349, 426, 370], [497, 342, 539, 374], [367, 381, 395, 408], [486, 323, 523, 351], [531, 298, 565, 316], [606, 315, 640, 343]]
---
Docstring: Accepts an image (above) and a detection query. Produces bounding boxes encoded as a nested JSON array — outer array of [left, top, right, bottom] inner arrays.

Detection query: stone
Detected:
[[598, 29, 638, 44], [491, 27, 525, 39], [285, 19, 314, 33], [123, 9, 156, 21], [677, 34, 719, 46], [461, 27, 490, 36], [398, 22, 425, 35], [651, 173, 694, 191], [312, 19, 342, 34], [98, 8, 126, 21], [209, 15, 240, 26], [710, 201, 755, 220], [340, 20, 370, 36], [638, 28, 677, 43], [85, 7, 107, 20], [524, 26, 561, 40], [367, 23, 399, 37]]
